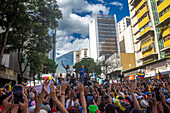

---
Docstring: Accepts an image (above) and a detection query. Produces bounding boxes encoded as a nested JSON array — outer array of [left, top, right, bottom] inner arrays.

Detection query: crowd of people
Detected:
[[0, 76, 170, 113], [0, 62, 170, 113]]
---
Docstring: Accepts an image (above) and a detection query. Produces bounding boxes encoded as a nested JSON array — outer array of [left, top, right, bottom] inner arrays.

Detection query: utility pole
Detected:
[[52, 28, 56, 78]]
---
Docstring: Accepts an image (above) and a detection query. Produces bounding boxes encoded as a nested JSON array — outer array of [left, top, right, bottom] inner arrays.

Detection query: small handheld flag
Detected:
[[137, 72, 145, 78], [21, 82, 26, 86], [157, 71, 162, 80]]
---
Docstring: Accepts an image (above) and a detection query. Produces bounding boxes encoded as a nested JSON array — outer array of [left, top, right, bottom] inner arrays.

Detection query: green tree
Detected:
[[98, 59, 120, 81], [43, 57, 58, 74], [0, 0, 62, 81], [73, 58, 101, 75], [0, 0, 62, 63], [29, 53, 57, 85]]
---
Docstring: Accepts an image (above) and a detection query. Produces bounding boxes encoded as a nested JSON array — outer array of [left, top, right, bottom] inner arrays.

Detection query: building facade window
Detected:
[[159, 5, 170, 17], [157, 0, 165, 6]]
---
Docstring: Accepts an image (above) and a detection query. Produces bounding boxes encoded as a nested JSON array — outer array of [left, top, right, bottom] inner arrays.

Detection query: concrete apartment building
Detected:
[[89, 14, 119, 61], [117, 16, 134, 53], [73, 48, 89, 64], [123, 0, 170, 78], [118, 16, 131, 34]]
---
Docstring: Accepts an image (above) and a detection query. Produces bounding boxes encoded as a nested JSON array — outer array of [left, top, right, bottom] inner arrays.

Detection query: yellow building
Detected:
[[125, 0, 170, 78], [156, 0, 170, 58], [128, 0, 170, 66]]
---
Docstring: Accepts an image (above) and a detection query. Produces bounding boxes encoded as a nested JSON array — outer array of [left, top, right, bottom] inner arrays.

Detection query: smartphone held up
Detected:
[[13, 85, 24, 104]]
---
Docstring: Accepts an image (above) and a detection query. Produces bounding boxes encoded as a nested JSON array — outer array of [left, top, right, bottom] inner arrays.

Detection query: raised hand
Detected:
[[49, 84, 58, 101], [11, 105, 19, 113], [71, 89, 76, 99], [77, 82, 84, 94], [128, 83, 137, 94], [42, 79, 50, 93], [19, 92, 29, 113], [2, 94, 13, 113], [61, 81, 67, 93]]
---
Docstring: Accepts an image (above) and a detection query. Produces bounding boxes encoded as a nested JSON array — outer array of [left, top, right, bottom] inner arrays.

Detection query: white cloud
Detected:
[[55, 0, 110, 57], [98, 0, 105, 3], [110, 1, 123, 10], [56, 36, 89, 58]]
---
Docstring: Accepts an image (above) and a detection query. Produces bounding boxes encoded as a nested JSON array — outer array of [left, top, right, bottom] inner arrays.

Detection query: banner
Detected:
[[34, 84, 51, 93], [129, 75, 134, 80]]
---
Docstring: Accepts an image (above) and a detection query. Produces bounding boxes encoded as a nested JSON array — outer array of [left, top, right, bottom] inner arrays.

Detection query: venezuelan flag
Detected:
[[1, 86, 6, 91], [21, 82, 26, 86], [157, 71, 162, 80], [137, 72, 145, 78]]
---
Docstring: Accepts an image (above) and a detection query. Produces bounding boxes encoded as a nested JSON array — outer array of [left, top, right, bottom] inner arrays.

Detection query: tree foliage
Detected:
[[98, 58, 120, 80], [43, 57, 58, 74], [73, 58, 101, 75], [0, 0, 62, 81]]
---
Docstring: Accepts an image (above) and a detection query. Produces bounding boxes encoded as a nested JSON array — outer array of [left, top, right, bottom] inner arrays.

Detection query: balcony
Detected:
[[131, 16, 138, 27], [159, 11, 170, 23], [133, 24, 139, 34], [164, 39, 170, 48], [156, 16, 170, 27], [130, 0, 141, 6], [134, 33, 140, 41], [136, 0, 146, 11], [139, 52, 158, 60], [140, 26, 151, 36], [141, 44, 155, 58], [160, 45, 170, 52], [128, 0, 133, 4], [129, 4, 134, 11], [157, 0, 170, 14], [138, 16, 150, 29], [137, 29, 154, 40], [130, 8, 136, 18], [162, 27, 170, 38], [137, 6, 148, 20]]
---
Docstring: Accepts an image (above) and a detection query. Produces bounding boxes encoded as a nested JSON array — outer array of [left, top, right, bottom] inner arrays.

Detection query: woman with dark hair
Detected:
[[61, 61, 72, 78]]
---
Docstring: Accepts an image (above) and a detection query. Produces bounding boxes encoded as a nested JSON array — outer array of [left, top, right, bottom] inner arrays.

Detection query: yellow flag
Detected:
[[9, 82, 12, 92]]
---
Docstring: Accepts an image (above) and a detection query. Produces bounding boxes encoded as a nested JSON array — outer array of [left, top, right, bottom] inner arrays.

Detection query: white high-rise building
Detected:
[[117, 16, 131, 34], [89, 14, 119, 61], [118, 16, 134, 53], [73, 48, 89, 64]]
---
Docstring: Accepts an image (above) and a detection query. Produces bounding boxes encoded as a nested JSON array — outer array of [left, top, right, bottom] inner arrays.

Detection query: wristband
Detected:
[[61, 93, 65, 95]]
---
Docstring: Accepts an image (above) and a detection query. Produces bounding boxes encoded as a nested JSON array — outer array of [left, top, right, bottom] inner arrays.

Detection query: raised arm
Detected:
[[33, 89, 38, 105], [49, 84, 68, 113], [128, 83, 140, 110], [35, 79, 50, 113], [61, 81, 67, 106], [77, 82, 87, 113], [61, 61, 65, 68], [68, 89, 75, 108]]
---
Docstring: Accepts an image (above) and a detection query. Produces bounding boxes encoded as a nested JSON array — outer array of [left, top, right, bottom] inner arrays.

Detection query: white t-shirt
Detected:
[[66, 68, 71, 75], [66, 99, 74, 109]]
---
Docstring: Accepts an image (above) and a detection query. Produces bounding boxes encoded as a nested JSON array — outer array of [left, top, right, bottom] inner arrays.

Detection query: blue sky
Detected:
[[55, 0, 129, 58]]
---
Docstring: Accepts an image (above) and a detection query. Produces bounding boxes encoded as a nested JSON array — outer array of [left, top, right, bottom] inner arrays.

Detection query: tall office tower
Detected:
[[73, 48, 89, 64], [118, 16, 134, 53], [89, 14, 119, 61], [48, 29, 57, 62], [128, 0, 170, 67]]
